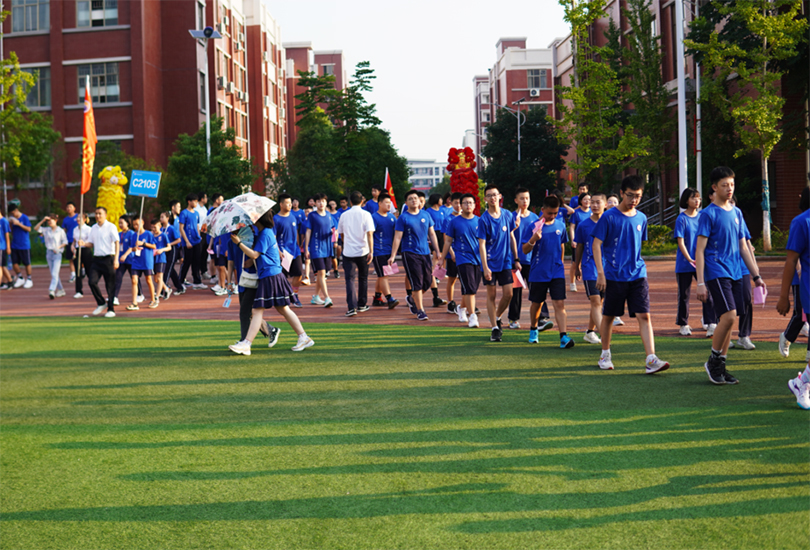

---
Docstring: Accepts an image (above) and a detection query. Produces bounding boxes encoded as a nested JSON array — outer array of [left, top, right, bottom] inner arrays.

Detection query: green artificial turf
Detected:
[[1, 317, 808, 550]]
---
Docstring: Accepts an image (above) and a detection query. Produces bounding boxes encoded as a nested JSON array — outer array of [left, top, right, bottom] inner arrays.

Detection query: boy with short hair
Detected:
[[478, 184, 519, 342], [8, 204, 32, 288], [389, 190, 441, 321], [592, 175, 669, 373], [696, 166, 765, 385], [508, 187, 540, 329], [371, 193, 399, 309], [573, 193, 606, 344], [439, 193, 481, 328], [363, 185, 382, 215], [305, 193, 335, 308], [523, 195, 573, 348], [179, 193, 205, 289]]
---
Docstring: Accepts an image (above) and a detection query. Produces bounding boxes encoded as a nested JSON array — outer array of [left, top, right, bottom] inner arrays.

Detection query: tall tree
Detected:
[[283, 107, 342, 200], [686, 0, 808, 250], [482, 107, 567, 200]]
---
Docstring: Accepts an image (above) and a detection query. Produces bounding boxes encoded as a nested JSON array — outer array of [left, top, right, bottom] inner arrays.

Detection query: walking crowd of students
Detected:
[[2, 168, 809, 408]]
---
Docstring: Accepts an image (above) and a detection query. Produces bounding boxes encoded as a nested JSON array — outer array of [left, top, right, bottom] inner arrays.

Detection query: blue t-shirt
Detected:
[[119, 230, 136, 263], [0, 218, 10, 252], [395, 210, 434, 256], [152, 231, 169, 264], [570, 208, 591, 231], [63, 214, 79, 244], [372, 211, 397, 256], [592, 207, 648, 281], [164, 224, 180, 247], [673, 212, 700, 274], [254, 227, 283, 278], [427, 208, 445, 232], [306, 211, 334, 259], [445, 215, 481, 266], [274, 213, 301, 258], [292, 209, 307, 227], [477, 209, 516, 272], [570, 195, 580, 210], [514, 211, 540, 265], [697, 203, 746, 282], [10, 214, 30, 250], [574, 216, 600, 281], [171, 217, 181, 246], [786, 209, 810, 315], [740, 223, 752, 276], [363, 199, 379, 215], [130, 231, 155, 271], [178, 209, 201, 245], [528, 217, 567, 282]]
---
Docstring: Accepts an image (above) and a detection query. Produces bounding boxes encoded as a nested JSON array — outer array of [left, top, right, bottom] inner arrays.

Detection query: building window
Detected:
[[199, 72, 206, 113], [527, 69, 541, 89], [483, 112, 490, 122], [481, 93, 490, 104], [322, 64, 335, 77], [77, 0, 118, 28], [529, 104, 547, 114], [77, 62, 119, 103], [540, 69, 548, 89], [22, 67, 51, 107], [196, 1, 205, 29], [11, 0, 49, 33]]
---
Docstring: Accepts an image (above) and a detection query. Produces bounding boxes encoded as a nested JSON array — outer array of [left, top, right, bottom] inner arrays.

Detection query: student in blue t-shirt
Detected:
[[63, 201, 79, 282], [150, 218, 171, 302], [439, 193, 481, 328], [123, 217, 157, 310], [441, 192, 463, 314], [732, 216, 757, 350], [305, 193, 336, 308], [593, 175, 670, 374], [114, 216, 137, 302], [8, 203, 33, 288], [363, 186, 381, 215], [695, 166, 765, 385], [0, 210, 12, 290], [523, 194, 573, 349], [371, 193, 399, 309], [159, 210, 183, 297], [178, 193, 204, 289], [507, 188, 540, 329], [228, 210, 314, 355], [389, 189, 441, 321], [568, 192, 591, 292], [478, 184, 519, 342], [673, 188, 717, 337], [573, 193, 607, 346], [274, 193, 304, 308]]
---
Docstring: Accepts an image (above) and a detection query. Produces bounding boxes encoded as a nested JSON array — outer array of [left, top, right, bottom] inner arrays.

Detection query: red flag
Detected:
[[81, 78, 97, 195], [384, 167, 397, 210]]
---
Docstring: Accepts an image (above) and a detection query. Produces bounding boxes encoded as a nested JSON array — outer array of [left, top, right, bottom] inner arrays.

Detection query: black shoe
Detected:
[[345, 309, 357, 317], [387, 298, 399, 309], [722, 361, 739, 385], [334, 270, 340, 279], [433, 296, 447, 307], [490, 327, 502, 342], [447, 300, 457, 314], [406, 295, 418, 314], [372, 298, 386, 307], [268, 326, 281, 348], [496, 318, 503, 331], [475, 308, 481, 315], [357, 305, 370, 313], [175, 287, 186, 296], [704, 355, 725, 385]]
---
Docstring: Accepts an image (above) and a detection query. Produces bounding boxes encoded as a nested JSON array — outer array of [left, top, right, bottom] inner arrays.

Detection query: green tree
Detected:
[[482, 107, 567, 200], [686, 0, 808, 250], [555, 0, 650, 185], [163, 116, 256, 205], [283, 108, 342, 200], [293, 70, 340, 125]]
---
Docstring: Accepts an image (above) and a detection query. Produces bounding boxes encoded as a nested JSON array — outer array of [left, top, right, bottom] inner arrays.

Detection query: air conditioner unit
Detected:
[[236, 91, 243, 101], [238, 32, 245, 43], [234, 42, 241, 52], [529, 88, 541, 97], [264, 95, 271, 107], [217, 22, 226, 34], [226, 82, 235, 93], [223, 17, 229, 27], [262, 51, 270, 63], [243, 92, 249, 103], [279, 107, 285, 119], [217, 76, 226, 89]]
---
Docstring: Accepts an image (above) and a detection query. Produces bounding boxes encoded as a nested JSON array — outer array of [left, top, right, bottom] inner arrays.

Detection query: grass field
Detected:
[[1, 317, 808, 550]]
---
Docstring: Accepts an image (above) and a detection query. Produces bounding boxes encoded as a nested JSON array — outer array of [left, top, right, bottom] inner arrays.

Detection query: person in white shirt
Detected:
[[336, 191, 375, 316], [34, 213, 68, 299], [72, 213, 92, 298], [77, 207, 120, 317]]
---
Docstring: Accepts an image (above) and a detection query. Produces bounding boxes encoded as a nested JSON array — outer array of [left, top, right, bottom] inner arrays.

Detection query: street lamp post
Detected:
[[188, 26, 222, 163], [495, 98, 527, 162]]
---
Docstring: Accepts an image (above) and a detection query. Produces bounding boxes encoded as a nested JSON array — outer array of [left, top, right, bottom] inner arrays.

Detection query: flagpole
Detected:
[[77, 76, 89, 270]]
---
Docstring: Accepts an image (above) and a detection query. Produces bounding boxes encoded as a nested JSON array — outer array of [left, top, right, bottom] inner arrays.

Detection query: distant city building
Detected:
[[407, 159, 448, 190]]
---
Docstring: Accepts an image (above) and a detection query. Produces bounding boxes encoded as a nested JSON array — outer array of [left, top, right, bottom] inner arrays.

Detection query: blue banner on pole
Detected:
[[129, 170, 162, 198]]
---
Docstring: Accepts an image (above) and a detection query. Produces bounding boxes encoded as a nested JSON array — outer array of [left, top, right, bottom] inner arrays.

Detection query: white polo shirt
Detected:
[[87, 220, 120, 256], [337, 205, 375, 257]]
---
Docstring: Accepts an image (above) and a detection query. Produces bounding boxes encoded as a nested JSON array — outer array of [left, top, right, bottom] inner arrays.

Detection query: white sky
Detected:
[[266, 0, 571, 162]]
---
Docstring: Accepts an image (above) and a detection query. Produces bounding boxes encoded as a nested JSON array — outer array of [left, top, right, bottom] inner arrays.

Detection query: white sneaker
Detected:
[[701, 317, 708, 331], [569, 282, 577, 292], [74, 292, 83, 299], [598, 353, 614, 370], [583, 331, 601, 344], [164, 288, 173, 301], [23, 278, 33, 289], [736, 336, 756, 350], [69, 274, 76, 283], [645, 354, 670, 374], [13, 277, 24, 288], [211, 284, 223, 293], [613, 317, 625, 326], [508, 321, 520, 329], [706, 324, 716, 338], [468, 313, 479, 328], [292, 335, 314, 352], [779, 333, 791, 358], [193, 283, 208, 290], [229, 340, 251, 355], [801, 323, 809, 338], [214, 288, 228, 296], [55, 289, 66, 297], [92, 305, 106, 316], [114, 297, 120, 306], [104, 310, 116, 318], [458, 307, 468, 323], [679, 325, 692, 336], [210, 276, 218, 285], [137, 294, 145, 303], [788, 374, 810, 410], [311, 295, 325, 305]]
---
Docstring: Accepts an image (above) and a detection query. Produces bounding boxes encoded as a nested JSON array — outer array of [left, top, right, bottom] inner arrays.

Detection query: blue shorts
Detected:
[[446, 257, 458, 278], [132, 269, 153, 277], [456, 263, 481, 295], [311, 256, 332, 273], [583, 279, 603, 299], [602, 278, 650, 318], [11, 249, 30, 266], [707, 277, 743, 317], [154, 262, 166, 274], [283, 254, 303, 278], [529, 278, 566, 303], [401, 252, 432, 292], [483, 268, 513, 287], [214, 253, 227, 267]]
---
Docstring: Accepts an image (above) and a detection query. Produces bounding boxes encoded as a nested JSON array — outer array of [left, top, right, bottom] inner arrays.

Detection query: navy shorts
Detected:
[[132, 269, 153, 277], [1, 250, 8, 267], [583, 279, 603, 299], [214, 253, 227, 267], [372, 254, 391, 277], [11, 249, 30, 266], [446, 257, 458, 278], [154, 262, 166, 274], [283, 254, 304, 278], [707, 277, 743, 317], [483, 268, 513, 287], [457, 263, 481, 295], [63, 246, 74, 261], [602, 278, 650, 318], [401, 251, 432, 292], [311, 256, 332, 273], [529, 277, 566, 303]]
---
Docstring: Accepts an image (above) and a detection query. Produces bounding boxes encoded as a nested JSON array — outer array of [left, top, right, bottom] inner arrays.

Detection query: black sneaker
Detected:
[[490, 327, 502, 342], [723, 371, 739, 385], [345, 309, 357, 317], [704, 355, 725, 385], [387, 298, 399, 309], [433, 296, 447, 307], [406, 295, 418, 315], [357, 305, 370, 313], [268, 326, 281, 348], [447, 300, 457, 314], [496, 318, 503, 331], [372, 298, 386, 307], [475, 308, 481, 315], [333, 270, 341, 279]]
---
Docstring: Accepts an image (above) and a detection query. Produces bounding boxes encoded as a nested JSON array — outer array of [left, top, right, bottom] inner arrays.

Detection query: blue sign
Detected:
[[129, 170, 162, 198]]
